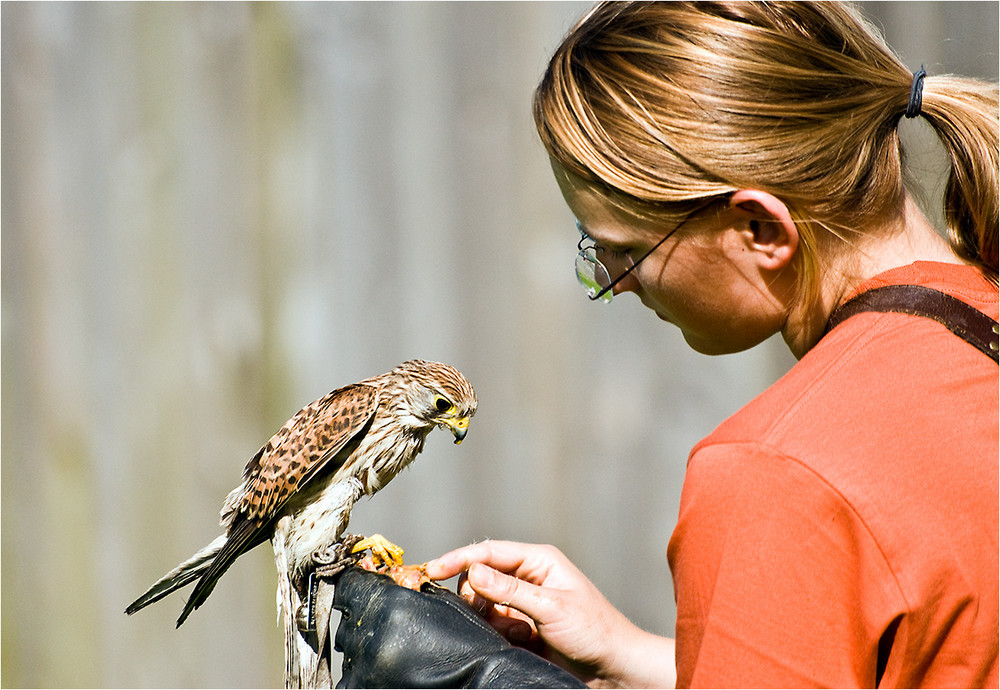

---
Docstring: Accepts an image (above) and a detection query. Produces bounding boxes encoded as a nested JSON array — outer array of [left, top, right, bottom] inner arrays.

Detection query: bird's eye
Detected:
[[435, 397, 453, 413]]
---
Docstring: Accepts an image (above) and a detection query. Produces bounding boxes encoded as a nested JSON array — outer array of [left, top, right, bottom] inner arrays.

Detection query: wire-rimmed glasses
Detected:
[[575, 202, 710, 303]]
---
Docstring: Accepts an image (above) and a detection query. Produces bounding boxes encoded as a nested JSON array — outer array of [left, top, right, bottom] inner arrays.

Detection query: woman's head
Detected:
[[556, 163, 803, 354], [534, 1, 999, 288]]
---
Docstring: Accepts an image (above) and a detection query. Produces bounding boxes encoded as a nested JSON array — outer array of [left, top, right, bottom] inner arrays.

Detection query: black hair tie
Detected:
[[904, 66, 927, 119]]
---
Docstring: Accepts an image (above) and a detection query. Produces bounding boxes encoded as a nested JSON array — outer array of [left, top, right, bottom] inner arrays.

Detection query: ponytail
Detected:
[[920, 77, 999, 282]]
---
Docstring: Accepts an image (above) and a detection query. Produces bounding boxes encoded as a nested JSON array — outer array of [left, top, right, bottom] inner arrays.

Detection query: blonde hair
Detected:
[[534, 1, 999, 287]]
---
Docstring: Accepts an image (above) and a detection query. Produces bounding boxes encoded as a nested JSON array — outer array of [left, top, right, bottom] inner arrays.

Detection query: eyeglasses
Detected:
[[575, 202, 712, 303]]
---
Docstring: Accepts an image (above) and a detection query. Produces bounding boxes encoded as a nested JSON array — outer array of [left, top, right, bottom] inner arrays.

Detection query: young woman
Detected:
[[333, 3, 998, 687]]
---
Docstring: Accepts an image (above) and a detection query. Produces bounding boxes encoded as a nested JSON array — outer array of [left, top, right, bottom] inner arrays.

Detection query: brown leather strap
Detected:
[[825, 284, 999, 364]]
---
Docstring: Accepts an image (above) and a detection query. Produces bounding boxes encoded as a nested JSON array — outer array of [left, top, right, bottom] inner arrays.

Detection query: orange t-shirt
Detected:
[[668, 262, 999, 688]]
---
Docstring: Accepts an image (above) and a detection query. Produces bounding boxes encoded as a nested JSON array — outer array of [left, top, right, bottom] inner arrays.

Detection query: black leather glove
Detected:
[[332, 566, 586, 688]]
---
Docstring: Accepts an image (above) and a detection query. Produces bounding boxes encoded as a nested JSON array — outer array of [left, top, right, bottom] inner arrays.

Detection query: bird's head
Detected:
[[392, 360, 478, 444]]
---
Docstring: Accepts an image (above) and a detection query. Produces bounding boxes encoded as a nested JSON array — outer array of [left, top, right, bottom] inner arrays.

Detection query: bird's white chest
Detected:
[[280, 421, 427, 575], [284, 477, 364, 575]]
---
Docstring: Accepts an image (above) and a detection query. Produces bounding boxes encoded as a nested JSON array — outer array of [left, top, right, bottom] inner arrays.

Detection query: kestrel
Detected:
[[125, 359, 477, 628]]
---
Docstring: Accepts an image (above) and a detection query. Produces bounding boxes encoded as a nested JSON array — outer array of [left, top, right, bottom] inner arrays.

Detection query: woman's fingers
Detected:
[[465, 563, 568, 627], [485, 608, 537, 645], [426, 540, 533, 580], [425, 540, 657, 685], [426, 540, 574, 586], [428, 541, 597, 631], [457, 566, 541, 646]]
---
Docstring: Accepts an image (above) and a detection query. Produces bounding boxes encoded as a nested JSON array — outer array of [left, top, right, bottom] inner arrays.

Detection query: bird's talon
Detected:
[[351, 534, 405, 568]]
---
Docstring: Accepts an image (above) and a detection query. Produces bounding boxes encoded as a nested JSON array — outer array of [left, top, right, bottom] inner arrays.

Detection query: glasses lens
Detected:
[[576, 248, 613, 303]]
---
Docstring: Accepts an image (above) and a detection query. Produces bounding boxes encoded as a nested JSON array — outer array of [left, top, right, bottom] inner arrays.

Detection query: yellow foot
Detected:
[[351, 533, 405, 568]]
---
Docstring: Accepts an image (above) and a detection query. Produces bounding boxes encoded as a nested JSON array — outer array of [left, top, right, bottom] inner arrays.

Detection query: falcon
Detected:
[[125, 359, 477, 628]]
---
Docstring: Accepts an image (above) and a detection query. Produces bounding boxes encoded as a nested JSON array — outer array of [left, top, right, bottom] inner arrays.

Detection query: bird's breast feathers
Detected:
[[276, 415, 427, 573], [285, 477, 365, 575]]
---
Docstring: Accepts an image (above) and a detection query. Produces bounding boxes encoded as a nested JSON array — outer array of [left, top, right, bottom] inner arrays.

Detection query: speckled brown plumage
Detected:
[[239, 384, 378, 526], [124, 360, 477, 627]]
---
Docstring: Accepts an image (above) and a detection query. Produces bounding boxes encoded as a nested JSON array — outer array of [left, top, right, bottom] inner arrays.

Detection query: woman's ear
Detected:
[[729, 189, 799, 270]]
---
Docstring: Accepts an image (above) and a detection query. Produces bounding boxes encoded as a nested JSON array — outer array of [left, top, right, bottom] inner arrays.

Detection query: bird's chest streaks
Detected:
[[282, 420, 425, 574], [348, 415, 427, 495]]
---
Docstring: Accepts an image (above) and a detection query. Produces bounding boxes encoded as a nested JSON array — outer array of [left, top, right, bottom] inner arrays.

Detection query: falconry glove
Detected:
[[332, 567, 586, 689]]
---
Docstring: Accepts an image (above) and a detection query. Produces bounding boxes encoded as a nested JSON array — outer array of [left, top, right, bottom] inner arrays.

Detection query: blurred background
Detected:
[[2, 2, 996, 687]]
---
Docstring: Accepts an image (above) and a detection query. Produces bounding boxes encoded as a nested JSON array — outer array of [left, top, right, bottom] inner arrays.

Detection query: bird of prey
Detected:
[[125, 359, 477, 628]]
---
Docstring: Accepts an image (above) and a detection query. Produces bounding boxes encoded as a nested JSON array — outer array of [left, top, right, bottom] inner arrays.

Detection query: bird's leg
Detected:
[[318, 532, 433, 591], [295, 534, 365, 637], [350, 533, 405, 569], [279, 534, 366, 689], [309, 533, 364, 579]]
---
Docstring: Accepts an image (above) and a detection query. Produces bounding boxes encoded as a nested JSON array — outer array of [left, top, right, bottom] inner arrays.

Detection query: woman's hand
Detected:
[[424, 540, 676, 689]]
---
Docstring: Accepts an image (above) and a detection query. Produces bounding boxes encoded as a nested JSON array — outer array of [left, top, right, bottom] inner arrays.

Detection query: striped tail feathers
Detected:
[[125, 534, 227, 617], [175, 516, 268, 628]]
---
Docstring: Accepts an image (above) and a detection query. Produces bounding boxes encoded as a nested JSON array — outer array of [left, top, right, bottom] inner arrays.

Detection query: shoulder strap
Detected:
[[825, 284, 999, 364]]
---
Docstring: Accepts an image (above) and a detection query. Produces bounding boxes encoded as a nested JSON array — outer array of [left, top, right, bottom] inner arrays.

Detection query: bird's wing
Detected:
[[239, 382, 379, 524], [176, 383, 379, 626]]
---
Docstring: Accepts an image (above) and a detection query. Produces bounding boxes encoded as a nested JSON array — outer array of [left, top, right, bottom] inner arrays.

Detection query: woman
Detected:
[[333, 2, 998, 686]]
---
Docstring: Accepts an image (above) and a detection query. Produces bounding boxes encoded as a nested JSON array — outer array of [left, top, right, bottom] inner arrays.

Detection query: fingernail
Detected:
[[469, 563, 496, 590], [470, 593, 491, 614], [424, 559, 451, 579], [507, 622, 531, 644]]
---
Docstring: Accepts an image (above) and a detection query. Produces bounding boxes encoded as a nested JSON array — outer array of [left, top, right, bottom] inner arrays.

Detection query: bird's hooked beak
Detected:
[[442, 416, 470, 444]]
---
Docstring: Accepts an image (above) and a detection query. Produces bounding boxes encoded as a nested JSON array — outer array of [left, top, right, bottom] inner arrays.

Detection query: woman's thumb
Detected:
[[468, 563, 553, 622]]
